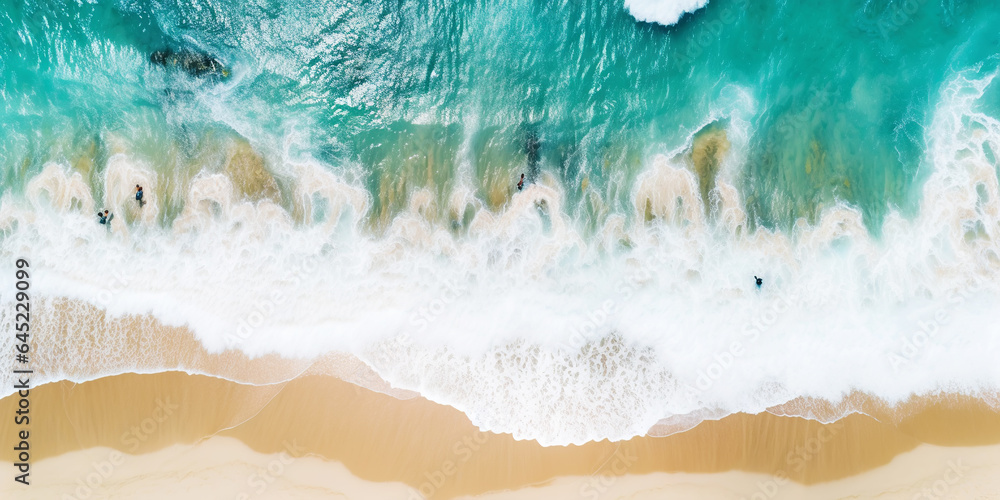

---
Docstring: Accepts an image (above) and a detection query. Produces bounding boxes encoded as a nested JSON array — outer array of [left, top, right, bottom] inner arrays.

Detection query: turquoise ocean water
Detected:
[[6, 0, 998, 227], [2, 0, 1000, 444]]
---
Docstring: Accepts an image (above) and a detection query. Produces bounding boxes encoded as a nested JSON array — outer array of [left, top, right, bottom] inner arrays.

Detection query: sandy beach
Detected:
[[3, 370, 1000, 499]]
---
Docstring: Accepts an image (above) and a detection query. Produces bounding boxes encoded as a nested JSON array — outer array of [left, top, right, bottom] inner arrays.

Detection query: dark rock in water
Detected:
[[150, 49, 230, 78], [525, 131, 540, 165], [524, 130, 541, 180]]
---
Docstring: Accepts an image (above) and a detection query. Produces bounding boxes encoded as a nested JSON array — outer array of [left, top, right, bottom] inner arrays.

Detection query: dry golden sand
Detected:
[[3, 437, 999, 499], [3, 372, 1000, 499]]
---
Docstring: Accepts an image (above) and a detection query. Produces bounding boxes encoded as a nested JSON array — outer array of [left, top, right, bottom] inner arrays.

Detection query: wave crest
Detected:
[[623, 0, 710, 26]]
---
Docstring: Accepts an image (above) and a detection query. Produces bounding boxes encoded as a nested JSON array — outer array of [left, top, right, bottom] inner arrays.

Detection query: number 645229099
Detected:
[[14, 259, 29, 343]]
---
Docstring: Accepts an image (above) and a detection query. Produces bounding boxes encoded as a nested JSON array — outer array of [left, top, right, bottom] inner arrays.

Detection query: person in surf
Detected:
[[98, 209, 113, 228], [517, 173, 525, 191], [136, 184, 144, 207], [754, 276, 763, 289]]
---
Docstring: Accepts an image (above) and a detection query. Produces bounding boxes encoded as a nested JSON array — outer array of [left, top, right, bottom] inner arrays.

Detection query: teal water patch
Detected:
[[2, 0, 999, 233]]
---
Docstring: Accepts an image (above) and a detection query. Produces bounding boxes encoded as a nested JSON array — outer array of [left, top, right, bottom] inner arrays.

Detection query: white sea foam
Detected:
[[623, 0, 710, 27], [1, 70, 999, 445]]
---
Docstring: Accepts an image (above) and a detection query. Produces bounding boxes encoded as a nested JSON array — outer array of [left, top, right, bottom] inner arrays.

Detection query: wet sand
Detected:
[[3, 371, 1000, 499]]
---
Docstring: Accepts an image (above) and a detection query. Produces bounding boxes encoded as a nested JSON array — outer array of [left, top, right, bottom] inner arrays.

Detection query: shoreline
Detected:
[[14, 297, 1000, 430], [3, 371, 1000, 498]]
